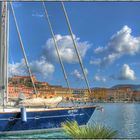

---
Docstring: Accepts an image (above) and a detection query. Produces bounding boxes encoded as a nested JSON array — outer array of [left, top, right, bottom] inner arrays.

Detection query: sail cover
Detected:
[[19, 96, 63, 108]]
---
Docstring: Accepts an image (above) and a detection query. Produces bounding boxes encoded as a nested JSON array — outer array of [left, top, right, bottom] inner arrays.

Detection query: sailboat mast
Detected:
[[0, 2, 3, 106], [0, 1, 8, 107], [6, 5, 9, 103]]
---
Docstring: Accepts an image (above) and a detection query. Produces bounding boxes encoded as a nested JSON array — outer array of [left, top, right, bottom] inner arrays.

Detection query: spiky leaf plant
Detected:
[[62, 121, 117, 139]]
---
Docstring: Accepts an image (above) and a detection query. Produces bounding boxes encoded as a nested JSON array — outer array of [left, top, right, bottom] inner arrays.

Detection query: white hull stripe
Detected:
[[0, 113, 84, 121]]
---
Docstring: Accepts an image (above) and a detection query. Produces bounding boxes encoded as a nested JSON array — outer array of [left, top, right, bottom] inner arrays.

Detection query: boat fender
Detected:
[[20, 107, 27, 122]]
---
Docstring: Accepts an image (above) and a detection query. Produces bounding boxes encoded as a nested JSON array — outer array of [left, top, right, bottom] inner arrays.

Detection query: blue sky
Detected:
[[9, 2, 140, 88]]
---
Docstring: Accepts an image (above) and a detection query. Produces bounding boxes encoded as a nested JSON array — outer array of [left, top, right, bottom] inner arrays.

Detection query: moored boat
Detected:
[[0, 1, 96, 134], [0, 106, 96, 133]]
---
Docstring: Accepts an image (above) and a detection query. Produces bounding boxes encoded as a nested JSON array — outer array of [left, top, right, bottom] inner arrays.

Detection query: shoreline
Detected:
[[93, 101, 140, 104], [61, 100, 140, 104]]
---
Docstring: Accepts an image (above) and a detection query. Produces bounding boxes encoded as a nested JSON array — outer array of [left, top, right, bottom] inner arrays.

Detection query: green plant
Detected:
[[62, 121, 117, 139]]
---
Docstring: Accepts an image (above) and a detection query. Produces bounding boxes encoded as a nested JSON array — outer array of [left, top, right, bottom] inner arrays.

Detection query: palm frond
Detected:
[[62, 121, 118, 139]]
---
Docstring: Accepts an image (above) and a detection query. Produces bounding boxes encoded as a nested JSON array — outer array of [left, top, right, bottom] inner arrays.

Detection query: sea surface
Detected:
[[0, 103, 140, 139]]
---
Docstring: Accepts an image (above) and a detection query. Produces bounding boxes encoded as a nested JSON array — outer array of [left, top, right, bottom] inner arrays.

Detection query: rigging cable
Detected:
[[10, 2, 38, 95], [42, 2, 71, 91], [61, 2, 92, 98], [42, 2, 77, 106], [6, 3, 9, 103]]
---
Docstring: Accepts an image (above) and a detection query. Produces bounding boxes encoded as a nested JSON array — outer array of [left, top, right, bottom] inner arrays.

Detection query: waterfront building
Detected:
[[7, 75, 140, 102]]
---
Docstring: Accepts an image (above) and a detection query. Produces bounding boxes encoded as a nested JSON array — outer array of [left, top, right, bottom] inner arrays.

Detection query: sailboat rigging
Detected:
[[0, 1, 96, 134], [10, 1, 38, 95], [61, 2, 92, 97]]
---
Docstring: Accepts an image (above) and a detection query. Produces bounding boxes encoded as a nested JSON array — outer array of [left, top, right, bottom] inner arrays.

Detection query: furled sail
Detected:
[[19, 96, 63, 108]]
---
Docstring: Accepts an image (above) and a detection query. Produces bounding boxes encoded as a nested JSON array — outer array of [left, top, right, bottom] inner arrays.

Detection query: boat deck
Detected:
[[0, 105, 96, 113]]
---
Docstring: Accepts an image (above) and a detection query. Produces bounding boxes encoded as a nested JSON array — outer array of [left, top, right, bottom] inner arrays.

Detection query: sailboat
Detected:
[[0, 1, 96, 134]]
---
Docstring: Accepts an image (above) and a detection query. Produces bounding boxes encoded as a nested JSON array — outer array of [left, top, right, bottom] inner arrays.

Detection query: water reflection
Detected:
[[122, 104, 137, 138], [90, 103, 140, 138]]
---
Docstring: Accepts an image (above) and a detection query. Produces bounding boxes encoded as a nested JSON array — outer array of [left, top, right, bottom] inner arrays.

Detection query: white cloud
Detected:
[[8, 58, 55, 78], [131, 62, 140, 66], [90, 59, 101, 65], [13, 3, 23, 8], [43, 34, 91, 64], [92, 25, 140, 66], [111, 64, 136, 80], [8, 59, 27, 77], [94, 74, 106, 82], [90, 53, 121, 67], [94, 46, 105, 54], [32, 13, 44, 18], [30, 57, 55, 78], [71, 68, 88, 80]]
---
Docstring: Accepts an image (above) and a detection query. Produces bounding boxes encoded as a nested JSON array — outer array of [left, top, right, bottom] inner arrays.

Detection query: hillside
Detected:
[[111, 84, 140, 91]]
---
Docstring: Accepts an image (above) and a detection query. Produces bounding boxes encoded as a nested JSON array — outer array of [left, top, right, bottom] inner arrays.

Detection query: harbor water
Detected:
[[0, 103, 140, 138]]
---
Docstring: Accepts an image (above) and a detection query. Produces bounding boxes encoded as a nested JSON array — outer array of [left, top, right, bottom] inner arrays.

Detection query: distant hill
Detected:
[[111, 84, 140, 91], [91, 87, 109, 90]]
